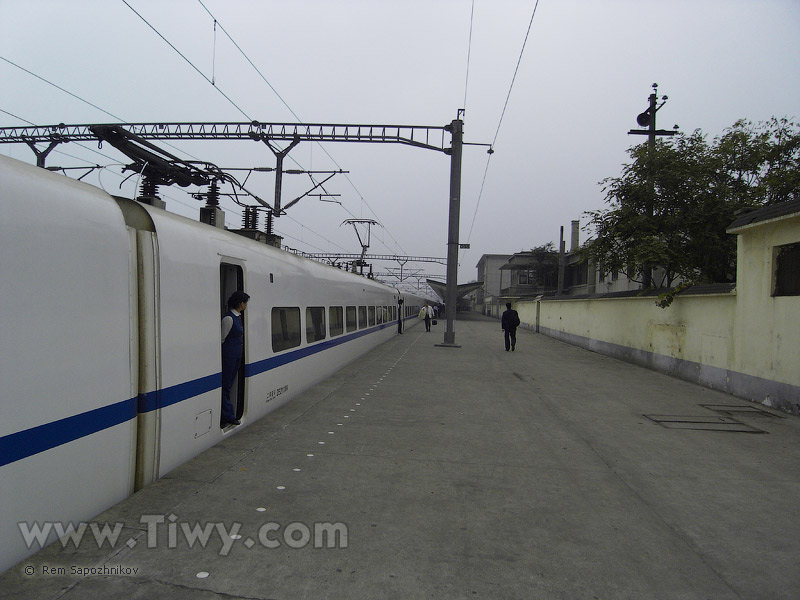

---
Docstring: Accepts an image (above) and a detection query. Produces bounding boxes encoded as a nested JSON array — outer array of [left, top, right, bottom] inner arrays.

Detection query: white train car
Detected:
[[0, 155, 424, 573]]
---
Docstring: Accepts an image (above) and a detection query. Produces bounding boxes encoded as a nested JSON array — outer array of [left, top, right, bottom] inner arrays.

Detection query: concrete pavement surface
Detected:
[[2, 314, 798, 599]]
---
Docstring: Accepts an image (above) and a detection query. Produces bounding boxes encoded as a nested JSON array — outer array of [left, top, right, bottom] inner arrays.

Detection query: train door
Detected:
[[135, 228, 162, 490], [220, 263, 245, 423], [112, 197, 161, 491]]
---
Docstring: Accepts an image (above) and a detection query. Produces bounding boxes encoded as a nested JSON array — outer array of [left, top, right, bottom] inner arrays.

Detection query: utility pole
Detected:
[[557, 226, 565, 295], [438, 111, 464, 348], [628, 83, 678, 288]]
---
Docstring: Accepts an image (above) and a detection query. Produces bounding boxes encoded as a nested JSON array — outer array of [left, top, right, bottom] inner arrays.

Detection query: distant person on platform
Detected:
[[397, 297, 404, 334], [501, 302, 520, 352], [422, 302, 434, 332], [221, 291, 250, 426]]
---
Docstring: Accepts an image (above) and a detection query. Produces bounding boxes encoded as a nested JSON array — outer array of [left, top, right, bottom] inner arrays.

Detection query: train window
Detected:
[[376, 306, 383, 325], [368, 306, 376, 326], [346, 306, 357, 332], [329, 306, 344, 337], [306, 307, 326, 343], [272, 307, 301, 352], [358, 306, 367, 329]]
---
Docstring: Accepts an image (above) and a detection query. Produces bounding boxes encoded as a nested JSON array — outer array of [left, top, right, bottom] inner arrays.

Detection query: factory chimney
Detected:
[[570, 220, 580, 252]]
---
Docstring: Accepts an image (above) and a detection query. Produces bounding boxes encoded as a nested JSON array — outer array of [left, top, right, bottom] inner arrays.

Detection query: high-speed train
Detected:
[[0, 154, 425, 573]]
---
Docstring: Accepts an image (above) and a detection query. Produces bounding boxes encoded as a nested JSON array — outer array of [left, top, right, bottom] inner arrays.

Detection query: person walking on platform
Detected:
[[221, 291, 250, 426], [501, 302, 520, 351], [397, 297, 404, 334], [422, 302, 434, 332]]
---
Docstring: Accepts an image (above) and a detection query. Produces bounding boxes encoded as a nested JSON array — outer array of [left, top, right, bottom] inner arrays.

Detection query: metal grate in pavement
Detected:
[[700, 404, 784, 419], [642, 414, 767, 433]]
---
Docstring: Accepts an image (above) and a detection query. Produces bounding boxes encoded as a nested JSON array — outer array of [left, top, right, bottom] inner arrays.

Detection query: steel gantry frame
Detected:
[[0, 121, 453, 166], [0, 116, 474, 347], [281, 250, 446, 284]]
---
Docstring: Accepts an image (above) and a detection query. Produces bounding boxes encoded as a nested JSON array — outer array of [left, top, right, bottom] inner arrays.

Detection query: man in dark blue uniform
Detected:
[[221, 291, 250, 427], [501, 302, 520, 352]]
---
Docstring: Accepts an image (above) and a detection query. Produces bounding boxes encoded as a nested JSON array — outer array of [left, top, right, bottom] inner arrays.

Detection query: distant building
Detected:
[[499, 250, 559, 297], [475, 254, 511, 316], [556, 219, 682, 296], [477, 219, 679, 315]]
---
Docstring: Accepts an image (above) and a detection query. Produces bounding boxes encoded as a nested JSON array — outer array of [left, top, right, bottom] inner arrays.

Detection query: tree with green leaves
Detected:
[[527, 242, 559, 289], [584, 118, 800, 287]]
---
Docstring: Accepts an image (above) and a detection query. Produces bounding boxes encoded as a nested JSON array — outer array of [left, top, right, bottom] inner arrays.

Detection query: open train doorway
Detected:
[[220, 263, 245, 425]]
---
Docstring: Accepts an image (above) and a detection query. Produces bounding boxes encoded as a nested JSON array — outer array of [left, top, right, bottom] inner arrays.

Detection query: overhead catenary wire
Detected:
[[463, 0, 476, 112], [1, 56, 125, 122], [490, 0, 540, 148], [121, 0, 252, 122], [4, 3, 416, 259], [461, 0, 540, 262], [123, 0, 406, 256], [196, 0, 300, 122], [0, 107, 30, 124], [194, 0, 408, 257], [0, 56, 205, 162], [0, 71, 353, 257], [1, 14, 341, 254]]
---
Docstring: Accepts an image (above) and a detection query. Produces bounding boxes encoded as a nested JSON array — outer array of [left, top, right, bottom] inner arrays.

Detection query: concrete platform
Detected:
[[2, 314, 799, 599]]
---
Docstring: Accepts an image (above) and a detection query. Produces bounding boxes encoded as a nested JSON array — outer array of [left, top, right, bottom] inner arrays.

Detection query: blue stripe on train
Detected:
[[246, 320, 396, 377], [0, 317, 417, 466], [0, 398, 137, 468]]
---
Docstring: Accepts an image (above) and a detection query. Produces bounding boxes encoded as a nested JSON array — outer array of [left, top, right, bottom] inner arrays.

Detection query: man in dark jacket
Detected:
[[501, 302, 520, 352]]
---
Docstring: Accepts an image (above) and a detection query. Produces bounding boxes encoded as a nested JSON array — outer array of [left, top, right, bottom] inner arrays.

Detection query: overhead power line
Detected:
[[193, 0, 408, 256], [1, 56, 124, 122], [0, 50, 355, 257], [121, 0, 367, 254], [196, 0, 299, 123], [0, 55, 207, 163], [121, 0, 252, 121], [491, 0, 540, 147], [462, 0, 541, 260], [463, 0, 476, 112], [0, 108, 34, 125]]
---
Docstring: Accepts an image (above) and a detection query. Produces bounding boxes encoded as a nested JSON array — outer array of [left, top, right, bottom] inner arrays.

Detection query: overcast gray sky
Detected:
[[2, 0, 799, 286]]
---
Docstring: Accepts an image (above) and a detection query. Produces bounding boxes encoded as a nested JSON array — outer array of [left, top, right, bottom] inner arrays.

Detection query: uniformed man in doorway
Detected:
[[221, 291, 250, 426]]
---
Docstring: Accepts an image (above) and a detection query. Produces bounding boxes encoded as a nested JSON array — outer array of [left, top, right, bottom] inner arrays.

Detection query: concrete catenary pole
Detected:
[[441, 114, 464, 347]]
